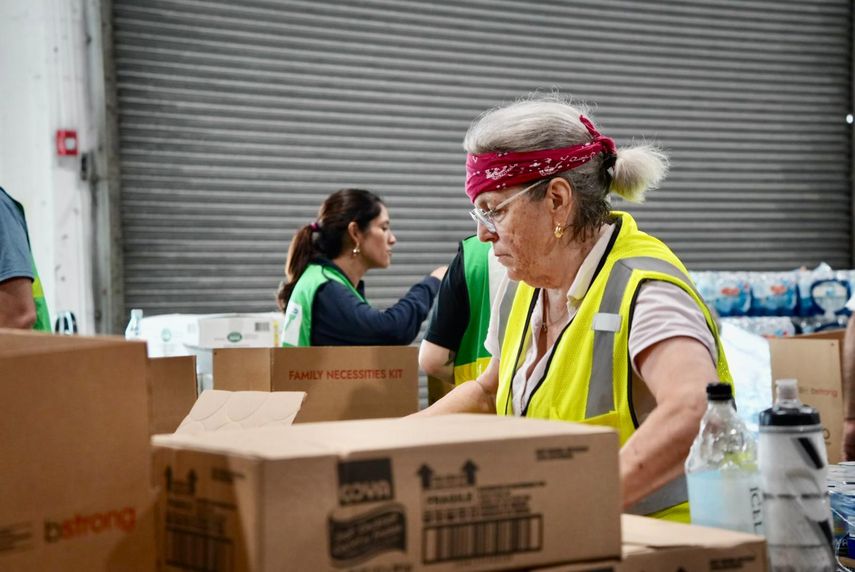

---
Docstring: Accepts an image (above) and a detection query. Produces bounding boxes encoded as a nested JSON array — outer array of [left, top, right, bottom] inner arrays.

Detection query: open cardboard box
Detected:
[[213, 345, 419, 422], [152, 414, 622, 572], [531, 513, 767, 571], [148, 355, 198, 435], [768, 329, 844, 464], [0, 329, 157, 571]]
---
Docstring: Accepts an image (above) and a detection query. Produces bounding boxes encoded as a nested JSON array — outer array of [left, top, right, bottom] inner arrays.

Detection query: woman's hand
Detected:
[[412, 357, 499, 416], [430, 265, 448, 280]]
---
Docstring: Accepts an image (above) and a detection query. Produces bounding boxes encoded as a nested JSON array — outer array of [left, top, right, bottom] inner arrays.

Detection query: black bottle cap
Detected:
[[759, 405, 820, 427], [706, 382, 732, 401]]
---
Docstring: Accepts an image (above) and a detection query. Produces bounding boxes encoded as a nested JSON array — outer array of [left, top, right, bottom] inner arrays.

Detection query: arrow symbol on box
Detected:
[[187, 469, 197, 495], [462, 460, 478, 485], [417, 464, 434, 490], [165, 466, 173, 491]]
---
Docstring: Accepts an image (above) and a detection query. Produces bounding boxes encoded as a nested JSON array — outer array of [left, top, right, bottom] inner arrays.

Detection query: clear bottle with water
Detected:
[[759, 379, 835, 572], [124, 308, 143, 340], [686, 382, 764, 534]]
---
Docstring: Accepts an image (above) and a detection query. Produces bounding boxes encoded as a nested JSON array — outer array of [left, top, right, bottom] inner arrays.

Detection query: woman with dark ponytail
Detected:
[[278, 188, 446, 347]]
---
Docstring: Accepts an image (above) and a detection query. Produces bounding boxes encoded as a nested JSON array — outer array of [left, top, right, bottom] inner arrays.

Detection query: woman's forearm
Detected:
[[619, 387, 706, 508], [412, 378, 496, 416]]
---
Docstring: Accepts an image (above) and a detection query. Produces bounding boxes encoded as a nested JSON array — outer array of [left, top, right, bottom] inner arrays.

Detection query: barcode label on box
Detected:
[[422, 515, 542, 563], [254, 322, 270, 332], [165, 527, 233, 572]]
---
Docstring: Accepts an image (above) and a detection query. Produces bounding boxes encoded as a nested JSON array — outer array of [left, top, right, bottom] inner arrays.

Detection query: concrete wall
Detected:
[[0, 0, 96, 333]]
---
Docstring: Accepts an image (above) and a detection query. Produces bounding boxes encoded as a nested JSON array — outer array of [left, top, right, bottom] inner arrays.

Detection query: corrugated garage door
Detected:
[[112, 0, 852, 318]]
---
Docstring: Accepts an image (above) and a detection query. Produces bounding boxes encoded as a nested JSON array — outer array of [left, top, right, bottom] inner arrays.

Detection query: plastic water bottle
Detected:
[[686, 382, 764, 534], [54, 310, 78, 335], [759, 379, 835, 572], [124, 308, 143, 340]]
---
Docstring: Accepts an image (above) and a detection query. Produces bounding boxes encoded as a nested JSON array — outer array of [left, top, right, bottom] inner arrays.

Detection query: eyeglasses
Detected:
[[469, 179, 546, 234]]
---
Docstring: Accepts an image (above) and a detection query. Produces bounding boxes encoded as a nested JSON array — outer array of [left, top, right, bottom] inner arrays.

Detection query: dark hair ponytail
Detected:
[[277, 188, 384, 310]]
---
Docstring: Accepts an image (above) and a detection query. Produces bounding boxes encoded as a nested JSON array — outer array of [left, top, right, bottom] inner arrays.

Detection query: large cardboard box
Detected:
[[148, 356, 199, 435], [152, 414, 621, 572], [768, 329, 844, 464], [0, 329, 157, 571], [213, 345, 419, 421], [532, 514, 767, 571]]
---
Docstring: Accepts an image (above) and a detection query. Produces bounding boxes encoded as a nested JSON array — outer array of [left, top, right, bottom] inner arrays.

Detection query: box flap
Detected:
[[173, 389, 306, 434], [153, 414, 616, 461], [148, 355, 199, 435], [621, 514, 764, 552], [0, 328, 133, 356]]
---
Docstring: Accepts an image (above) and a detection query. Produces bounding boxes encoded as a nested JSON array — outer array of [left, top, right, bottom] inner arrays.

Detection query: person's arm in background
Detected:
[[419, 246, 469, 384], [0, 277, 36, 329], [843, 313, 855, 460], [412, 355, 499, 416], [311, 266, 446, 346], [0, 195, 37, 329], [419, 341, 455, 383]]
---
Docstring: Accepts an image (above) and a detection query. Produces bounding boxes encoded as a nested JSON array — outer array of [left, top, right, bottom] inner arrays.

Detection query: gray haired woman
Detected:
[[419, 94, 732, 524]]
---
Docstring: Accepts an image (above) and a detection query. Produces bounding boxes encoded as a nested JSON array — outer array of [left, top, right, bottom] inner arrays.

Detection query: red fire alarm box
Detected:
[[56, 129, 78, 156]]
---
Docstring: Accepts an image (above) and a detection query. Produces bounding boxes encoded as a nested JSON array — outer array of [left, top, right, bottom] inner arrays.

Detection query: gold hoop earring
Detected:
[[352, 245, 361, 256], [553, 225, 565, 239]]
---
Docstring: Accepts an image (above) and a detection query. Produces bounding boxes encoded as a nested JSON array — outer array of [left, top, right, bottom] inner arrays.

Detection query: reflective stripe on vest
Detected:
[[589, 256, 708, 515], [587, 256, 704, 418]]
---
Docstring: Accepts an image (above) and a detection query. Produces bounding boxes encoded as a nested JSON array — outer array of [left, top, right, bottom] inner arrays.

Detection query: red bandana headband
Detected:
[[465, 115, 616, 203]]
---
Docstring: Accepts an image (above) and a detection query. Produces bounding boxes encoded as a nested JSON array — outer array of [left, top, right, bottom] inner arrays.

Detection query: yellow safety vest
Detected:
[[496, 211, 732, 522]]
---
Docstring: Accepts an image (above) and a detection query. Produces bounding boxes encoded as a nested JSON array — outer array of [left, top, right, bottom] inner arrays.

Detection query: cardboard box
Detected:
[[140, 313, 283, 357], [532, 514, 767, 571], [768, 329, 844, 464], [148, 356, 199, 435], [139, 314, 200, 358], [213, 345, 419, 422], [0, 329, 156, 571], [152, 414, 621, 571]]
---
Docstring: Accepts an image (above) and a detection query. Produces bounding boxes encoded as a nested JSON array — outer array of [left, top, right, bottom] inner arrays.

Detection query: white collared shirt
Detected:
[[484, 223, 717, 416]]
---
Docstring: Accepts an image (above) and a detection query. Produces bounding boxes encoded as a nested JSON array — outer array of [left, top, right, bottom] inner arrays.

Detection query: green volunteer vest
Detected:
[[496, 211, 732, 523], [280, 262, 365, 347], [453, 236, 494, 385], [9, 196, 51, 331]]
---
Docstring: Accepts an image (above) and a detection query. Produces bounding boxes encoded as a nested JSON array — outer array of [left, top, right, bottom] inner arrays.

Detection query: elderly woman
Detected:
[[421, 95, 732, 523]]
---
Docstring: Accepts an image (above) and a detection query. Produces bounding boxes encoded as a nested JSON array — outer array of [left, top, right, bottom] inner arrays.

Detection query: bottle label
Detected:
[[687, 471, 763, 535]]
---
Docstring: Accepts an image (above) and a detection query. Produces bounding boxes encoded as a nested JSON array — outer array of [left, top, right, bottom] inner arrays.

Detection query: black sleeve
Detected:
[[423, 245, 470, 351], [311, 276, 441, 346]]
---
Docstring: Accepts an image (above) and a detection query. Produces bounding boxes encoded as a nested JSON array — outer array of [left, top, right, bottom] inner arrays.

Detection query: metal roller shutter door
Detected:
[[113, 0, 851, 316]]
